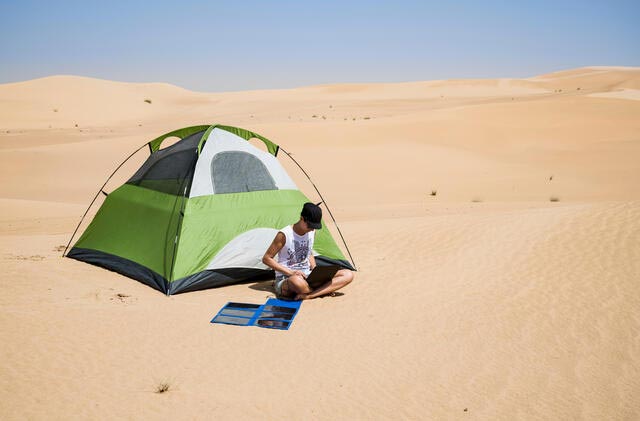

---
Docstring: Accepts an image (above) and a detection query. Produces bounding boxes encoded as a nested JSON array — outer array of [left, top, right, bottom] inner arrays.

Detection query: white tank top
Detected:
[[276, 225, 315, 276]]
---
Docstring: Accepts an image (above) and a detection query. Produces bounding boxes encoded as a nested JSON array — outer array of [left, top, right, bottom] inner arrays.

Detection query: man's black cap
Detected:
[[301, 202, 322, 229]]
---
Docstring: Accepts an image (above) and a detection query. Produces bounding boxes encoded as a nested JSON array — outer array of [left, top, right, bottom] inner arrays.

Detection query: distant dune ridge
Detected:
[[0, 67, 639, 420]]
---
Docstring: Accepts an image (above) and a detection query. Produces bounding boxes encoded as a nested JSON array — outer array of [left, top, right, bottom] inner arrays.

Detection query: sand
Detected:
[[1, 67, 639, 420]]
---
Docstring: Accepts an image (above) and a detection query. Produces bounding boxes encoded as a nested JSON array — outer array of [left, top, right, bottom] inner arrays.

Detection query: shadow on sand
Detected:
[[247, 279, 345, 299]]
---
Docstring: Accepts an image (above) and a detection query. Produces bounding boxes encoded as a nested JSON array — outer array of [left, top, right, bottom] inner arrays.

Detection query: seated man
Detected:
[[262, 202, 354, 300]]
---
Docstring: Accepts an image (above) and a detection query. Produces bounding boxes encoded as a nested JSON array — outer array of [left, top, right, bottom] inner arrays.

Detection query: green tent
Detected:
[[67, 124, 354, 294]]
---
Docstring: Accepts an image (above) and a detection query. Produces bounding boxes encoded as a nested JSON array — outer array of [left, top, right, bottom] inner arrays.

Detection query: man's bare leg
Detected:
[[296, 269, 355, 300], [283, 274, 312, 299]]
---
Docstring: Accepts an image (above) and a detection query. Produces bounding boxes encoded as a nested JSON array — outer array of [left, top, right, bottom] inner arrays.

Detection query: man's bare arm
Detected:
[[309, 253, 317, 271], [262, 232, 300, 277]]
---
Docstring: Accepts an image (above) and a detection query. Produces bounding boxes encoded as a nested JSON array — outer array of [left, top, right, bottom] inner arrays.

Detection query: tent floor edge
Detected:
[[168, 268, 275, 295], [314, 255, 356, 271], [66, 247, 169, 294]]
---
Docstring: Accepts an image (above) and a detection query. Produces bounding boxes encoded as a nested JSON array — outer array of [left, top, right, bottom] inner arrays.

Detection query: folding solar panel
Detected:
[[211, 298, 302, 330]]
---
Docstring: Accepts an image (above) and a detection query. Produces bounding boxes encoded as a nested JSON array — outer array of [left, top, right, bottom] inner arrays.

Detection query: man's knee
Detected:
[[288, 275, 311, 292], [289, 274, 305, 284], [338, 269, 355, 285]]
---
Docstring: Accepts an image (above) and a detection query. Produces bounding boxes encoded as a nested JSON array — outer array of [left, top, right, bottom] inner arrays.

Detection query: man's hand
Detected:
[[291, 270, 307, 279]]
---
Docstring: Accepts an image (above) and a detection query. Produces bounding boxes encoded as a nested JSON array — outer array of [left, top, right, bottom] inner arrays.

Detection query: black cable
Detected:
[[279, 147, 357, 270]]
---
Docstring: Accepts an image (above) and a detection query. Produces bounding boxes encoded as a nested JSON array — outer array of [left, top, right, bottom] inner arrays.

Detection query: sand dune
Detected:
[[1, 67, 639, 420], [589, 88, 640, 101], [0, 75, 212, 129]]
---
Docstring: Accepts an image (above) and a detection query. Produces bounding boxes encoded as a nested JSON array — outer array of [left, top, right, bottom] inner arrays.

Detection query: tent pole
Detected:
[[279, 147, 357, 270], [62, 143, 149, 257]]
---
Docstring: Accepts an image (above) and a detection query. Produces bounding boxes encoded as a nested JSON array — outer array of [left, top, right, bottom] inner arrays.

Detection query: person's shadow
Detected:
[[248, 280, 275, 294], [247, 279, 345, 298]]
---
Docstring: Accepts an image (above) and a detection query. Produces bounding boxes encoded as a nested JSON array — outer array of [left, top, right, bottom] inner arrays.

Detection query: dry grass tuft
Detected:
[[155, 382, 170, 394]]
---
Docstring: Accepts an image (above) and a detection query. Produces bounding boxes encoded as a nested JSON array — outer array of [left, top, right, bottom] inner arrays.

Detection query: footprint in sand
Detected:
[[110, 293, 136, 304], [7, 254, 46, 261]]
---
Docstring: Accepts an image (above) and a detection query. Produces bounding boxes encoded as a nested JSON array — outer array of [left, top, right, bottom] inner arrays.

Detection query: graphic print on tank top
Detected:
[[286, 238, 309, 270]]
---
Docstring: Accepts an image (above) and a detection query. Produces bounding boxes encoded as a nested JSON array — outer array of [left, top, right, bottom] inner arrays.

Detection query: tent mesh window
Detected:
[[211, 151, 277, 194], [127, 130, 205, 195]]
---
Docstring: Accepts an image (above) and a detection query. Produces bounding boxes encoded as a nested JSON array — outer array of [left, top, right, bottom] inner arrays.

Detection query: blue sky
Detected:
[[1, 0, 638, 91]]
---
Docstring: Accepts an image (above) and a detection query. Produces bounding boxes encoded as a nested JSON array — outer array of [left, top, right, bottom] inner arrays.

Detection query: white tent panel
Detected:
[[190, 128, 298, 198], [206, 227, 321, 270], [206, 228, 278, 270]]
